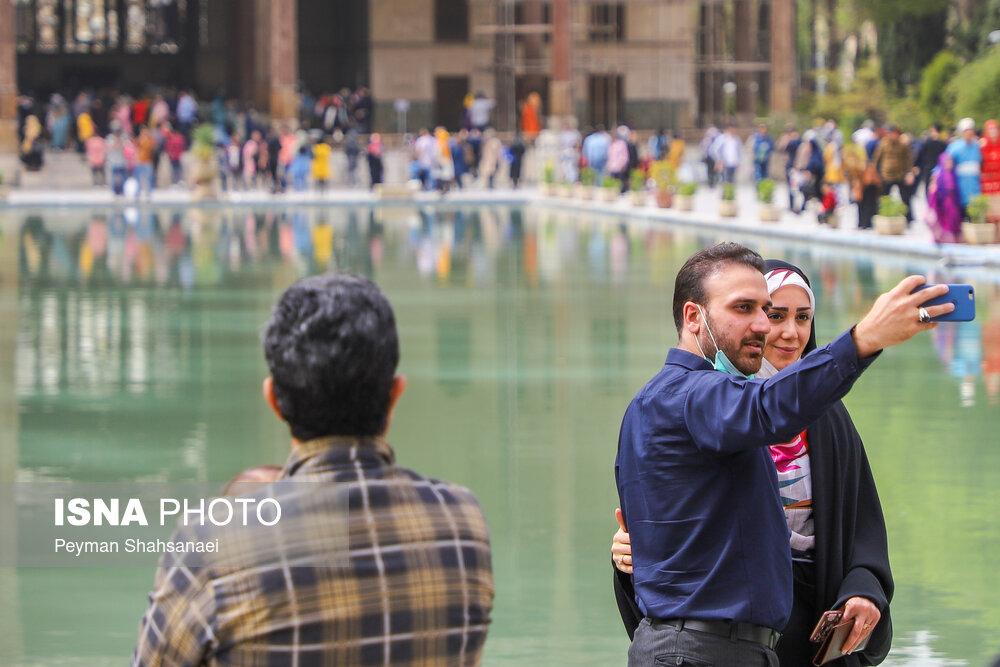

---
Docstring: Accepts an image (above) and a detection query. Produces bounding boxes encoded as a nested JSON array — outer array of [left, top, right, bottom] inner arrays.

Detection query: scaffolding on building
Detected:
[[469, 0, 788, 132]]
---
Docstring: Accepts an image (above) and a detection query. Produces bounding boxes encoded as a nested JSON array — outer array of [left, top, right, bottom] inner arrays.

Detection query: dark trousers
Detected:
[[858, 185, 880, 229], [628, 619, 779, 667], [882, 180, 913, 222], [777, 560, 819, 667]]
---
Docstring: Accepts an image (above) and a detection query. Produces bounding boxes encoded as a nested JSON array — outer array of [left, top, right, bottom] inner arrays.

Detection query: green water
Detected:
[[1, 204, 998, 666]]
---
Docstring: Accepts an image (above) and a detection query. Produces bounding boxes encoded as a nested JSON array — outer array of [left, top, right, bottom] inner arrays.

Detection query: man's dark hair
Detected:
[[263, 273, 400, 440], [672, 243, 765, 333]]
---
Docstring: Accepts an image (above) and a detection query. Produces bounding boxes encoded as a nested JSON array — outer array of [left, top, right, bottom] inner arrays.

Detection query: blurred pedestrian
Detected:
[[133, 126, 156, 200], [508, 132, 526, 189], [312, 137, 331, 194], [367, 133, 384, 190], [947, 118, 982, 220], [164, 124, 186, 186], [521, 92, 542, 141], [872, 125, 915, 223], [85, 132, 107, 186], [750, 124, 774, 183], [926, 153, 962, 243]]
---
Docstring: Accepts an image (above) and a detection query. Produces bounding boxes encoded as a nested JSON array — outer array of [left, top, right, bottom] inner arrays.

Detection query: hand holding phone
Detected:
[[912, 284, 976, 322]]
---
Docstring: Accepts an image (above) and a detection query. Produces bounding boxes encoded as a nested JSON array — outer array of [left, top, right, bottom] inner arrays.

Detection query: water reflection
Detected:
[[4, 206, 1000, 665]]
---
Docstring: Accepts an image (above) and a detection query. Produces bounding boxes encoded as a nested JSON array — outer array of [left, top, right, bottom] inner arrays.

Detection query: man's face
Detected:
[[698, 265, 772, 375]]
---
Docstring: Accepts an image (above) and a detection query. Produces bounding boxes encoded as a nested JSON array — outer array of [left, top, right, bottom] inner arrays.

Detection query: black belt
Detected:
[[658, 618, 782, 650]]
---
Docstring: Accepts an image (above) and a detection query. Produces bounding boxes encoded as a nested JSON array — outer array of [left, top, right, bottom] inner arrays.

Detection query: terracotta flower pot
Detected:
[[655, 190, 673, 208]]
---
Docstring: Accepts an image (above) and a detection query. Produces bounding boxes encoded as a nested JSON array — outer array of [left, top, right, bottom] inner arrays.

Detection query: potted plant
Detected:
[[556, 179, 573, 198], [719, 182, 738, 217], [873, 196, 907, 235], [629, 169, 647, 206], [651, 161, 676, 208], [757, 178, 779, 222], [675, 182, 696, 211], [575, 167, 597, 200], [963, 194, 996, 244], [190, 124, 218, 201], [600, 175, 622, 202], [540, 164, 556, 196]]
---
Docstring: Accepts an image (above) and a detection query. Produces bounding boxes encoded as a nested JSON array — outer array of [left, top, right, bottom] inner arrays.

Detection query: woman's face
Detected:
[[765, 285, 813, 371]]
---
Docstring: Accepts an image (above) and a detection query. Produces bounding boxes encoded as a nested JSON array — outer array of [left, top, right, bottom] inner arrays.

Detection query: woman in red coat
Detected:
[[979, 119, 1000, 195]]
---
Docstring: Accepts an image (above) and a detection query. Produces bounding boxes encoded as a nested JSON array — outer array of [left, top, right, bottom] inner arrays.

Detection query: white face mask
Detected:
[[694, 304, 755, 380]]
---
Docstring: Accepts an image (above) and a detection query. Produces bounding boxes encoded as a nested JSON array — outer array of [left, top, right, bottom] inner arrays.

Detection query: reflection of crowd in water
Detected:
[[930, 282, 1000, 406], [13, 208, 1000, 404]]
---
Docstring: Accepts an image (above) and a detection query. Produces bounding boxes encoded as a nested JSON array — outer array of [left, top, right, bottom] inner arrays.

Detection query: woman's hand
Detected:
[[612, 508, 633, 574], [839, 596, 881, 654]]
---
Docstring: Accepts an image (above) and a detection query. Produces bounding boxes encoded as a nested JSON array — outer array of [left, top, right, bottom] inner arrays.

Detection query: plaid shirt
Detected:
[[132, 437, 494, 666]]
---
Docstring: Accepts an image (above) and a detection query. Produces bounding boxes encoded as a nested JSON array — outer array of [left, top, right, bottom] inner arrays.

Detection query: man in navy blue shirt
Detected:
[[616, 243, 952, 666]]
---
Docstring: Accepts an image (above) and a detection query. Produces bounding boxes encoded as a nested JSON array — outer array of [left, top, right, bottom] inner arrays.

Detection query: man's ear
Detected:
[[383, 375, 407, 436], [682, 301, 703, 336], [262, 376, 285, 422]]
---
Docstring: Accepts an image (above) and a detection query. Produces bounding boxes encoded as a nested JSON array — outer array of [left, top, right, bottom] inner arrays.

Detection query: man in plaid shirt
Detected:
[[132, 273, 494, 666]]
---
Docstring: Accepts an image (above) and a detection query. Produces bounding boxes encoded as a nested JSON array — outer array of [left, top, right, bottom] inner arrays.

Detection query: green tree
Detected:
[[948, 44, 1000, 123], [919, 50, 962, 126], [950, 0, 1000, 60], [878, 10, 949, 93]]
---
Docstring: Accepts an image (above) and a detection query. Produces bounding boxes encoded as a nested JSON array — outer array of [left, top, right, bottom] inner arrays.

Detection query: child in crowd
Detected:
[[290, 145, 312, 192], [312, 137, 331, 194], [818, 182, 837, 225]]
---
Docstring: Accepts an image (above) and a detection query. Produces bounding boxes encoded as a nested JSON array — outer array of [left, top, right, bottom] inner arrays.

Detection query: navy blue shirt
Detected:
[[615, 330, 877, 631]]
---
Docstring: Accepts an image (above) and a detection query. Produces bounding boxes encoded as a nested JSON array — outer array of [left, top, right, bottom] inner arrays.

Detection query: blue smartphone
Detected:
[[912, 284, 976, 321]]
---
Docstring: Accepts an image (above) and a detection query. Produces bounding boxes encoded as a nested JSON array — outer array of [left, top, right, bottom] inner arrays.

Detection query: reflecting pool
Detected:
[[1, 204, 998, 665]]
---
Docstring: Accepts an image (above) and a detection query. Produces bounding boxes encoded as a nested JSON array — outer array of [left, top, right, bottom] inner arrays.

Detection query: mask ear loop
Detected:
[[694, 304, 720, 361]]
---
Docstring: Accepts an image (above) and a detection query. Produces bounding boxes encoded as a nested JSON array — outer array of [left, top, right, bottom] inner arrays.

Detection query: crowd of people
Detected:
[[11, 86, 1000, 245], [698, 117, 1000, 242], [14, 86, 387, 197]]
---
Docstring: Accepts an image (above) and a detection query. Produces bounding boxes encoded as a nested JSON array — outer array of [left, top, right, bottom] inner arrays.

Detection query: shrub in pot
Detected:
[[719, 182, 738, 217], [963, 194, 997, 244], [675, 182, 696, 211], [757, 178, 779, 222], [540, 164, 556, 196], [575, 167, 597, 200], [873, 196, 907, 235], [600, 175, 622, 202], [651, 161, 676, 208], [629, 169, 647, 206]]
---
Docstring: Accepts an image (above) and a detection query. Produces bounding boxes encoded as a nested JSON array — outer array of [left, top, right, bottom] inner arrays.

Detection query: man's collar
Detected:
[[665, 347, 713, 371], [280, 436, 395, 478]]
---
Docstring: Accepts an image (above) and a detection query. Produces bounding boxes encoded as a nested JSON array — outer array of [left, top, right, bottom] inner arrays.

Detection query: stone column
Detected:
[[770, 0, 795, 113], [549, 0, 572, 118], [249, 0, 298, 120], [734, 0, 754, 116], [267, 0, 298, 120], [0, 0, 17, 153]]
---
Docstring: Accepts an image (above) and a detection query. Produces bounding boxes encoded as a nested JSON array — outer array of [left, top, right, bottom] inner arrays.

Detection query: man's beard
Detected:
[[700, 313, 767, 376]]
